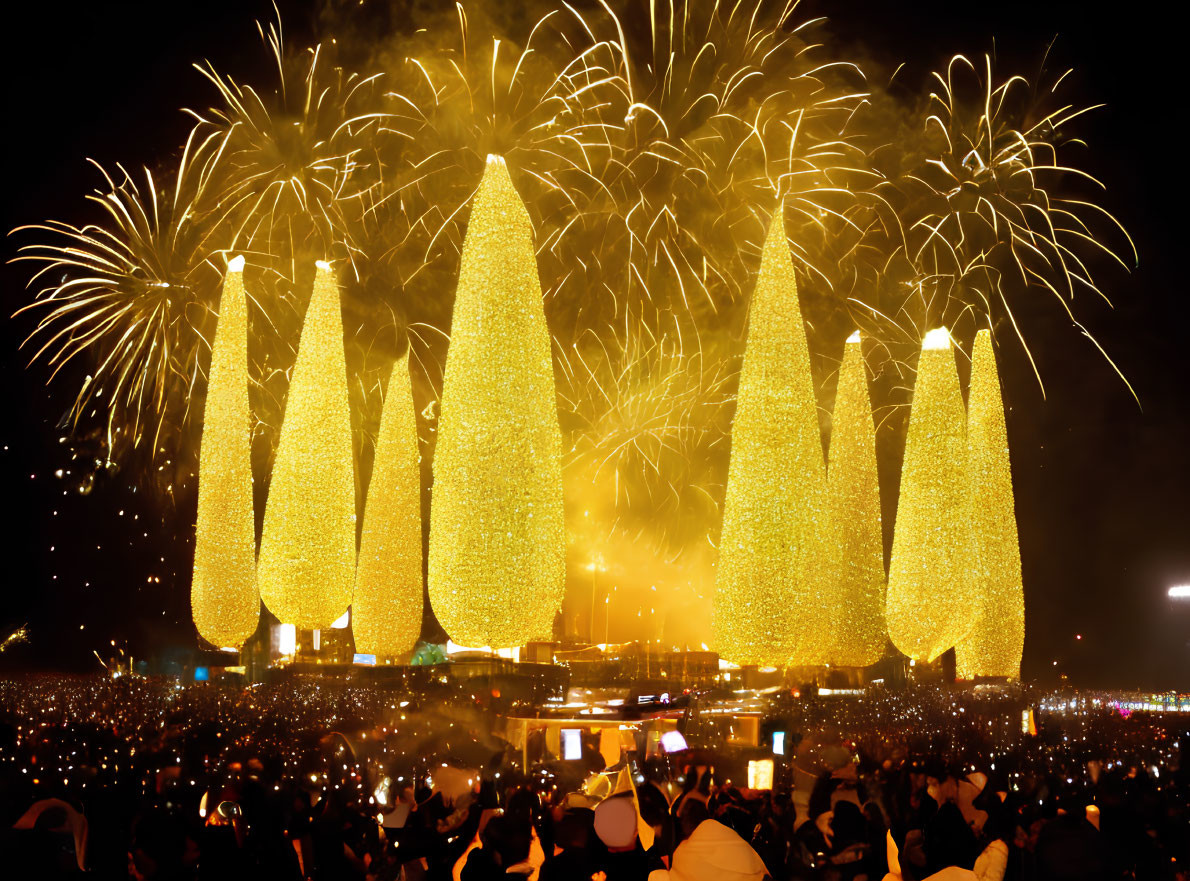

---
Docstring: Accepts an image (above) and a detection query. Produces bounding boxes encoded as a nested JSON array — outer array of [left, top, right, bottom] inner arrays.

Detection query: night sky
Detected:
[[1, 0, 1186, 687]]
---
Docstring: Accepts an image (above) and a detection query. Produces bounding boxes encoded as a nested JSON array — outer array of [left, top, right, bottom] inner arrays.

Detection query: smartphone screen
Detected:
[[561, 729, 583, 761]]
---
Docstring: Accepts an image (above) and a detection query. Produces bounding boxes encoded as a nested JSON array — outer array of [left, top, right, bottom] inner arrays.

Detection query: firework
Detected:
[[863, 53, 1137, 397], [549, 0, 870, 332], [356, 2, 615, 330], [556, 320, 733, 645], [188, 16, 389, 271], [9, 5, 1136, 661], [12, 129, 228, 475], [0, 625, 30, 653], [558, 320, 735, 553], [13, 7, 1133, 486]]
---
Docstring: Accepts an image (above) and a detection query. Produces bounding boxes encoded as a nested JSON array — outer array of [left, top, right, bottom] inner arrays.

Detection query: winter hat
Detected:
[[594, 795, 639, 849], [648, 819, 767, 881]]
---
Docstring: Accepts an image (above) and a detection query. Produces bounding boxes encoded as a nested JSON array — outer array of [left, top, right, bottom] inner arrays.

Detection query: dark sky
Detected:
[[1, 0, 1186, 687]]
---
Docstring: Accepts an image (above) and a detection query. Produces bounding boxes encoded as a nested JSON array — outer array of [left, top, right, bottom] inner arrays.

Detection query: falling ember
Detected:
[[886, 327, 975, 663], [957, 330, 1025, 680], [354, 354, 423, 659], [427, 156, 566, 648], [191, 257, 259, 649], [257, 262, 356, 630], [0, 625, 30, 653]]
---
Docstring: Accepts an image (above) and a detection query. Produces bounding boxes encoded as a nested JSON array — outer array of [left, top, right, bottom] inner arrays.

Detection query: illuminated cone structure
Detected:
[[428, 155, 565, 648], [354, 354, 423, 658], [824, 332, 886, 667], [714, 209, 829, 666], [191, 257, 259, 648], [956, 330, 1024, 679], [887, 328, 975, 662], [257, 262, 356, 629]]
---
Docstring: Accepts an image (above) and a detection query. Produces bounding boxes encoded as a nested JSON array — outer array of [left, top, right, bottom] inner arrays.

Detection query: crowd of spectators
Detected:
[[0, 675, 1186, 880]]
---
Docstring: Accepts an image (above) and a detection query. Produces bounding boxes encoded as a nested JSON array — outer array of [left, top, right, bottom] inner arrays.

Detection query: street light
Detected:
[[586, 552, 606, 643]]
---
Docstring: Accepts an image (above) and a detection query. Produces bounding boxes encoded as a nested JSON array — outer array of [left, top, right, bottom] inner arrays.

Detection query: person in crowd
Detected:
[[1, 676, 1187, 881], [648, 818, 769, 881]]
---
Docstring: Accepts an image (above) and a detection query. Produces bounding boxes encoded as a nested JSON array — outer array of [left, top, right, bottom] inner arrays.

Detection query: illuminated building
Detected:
[[354, 354, 423, 659], [428, 155, 565, 648], [257, 262, 356, 630], [713, 208, 829, 666], [886, 328, 975, 662], [191, 256, 259, 648], [956, 330, 1024, 679], [825, 332, 886, 667]]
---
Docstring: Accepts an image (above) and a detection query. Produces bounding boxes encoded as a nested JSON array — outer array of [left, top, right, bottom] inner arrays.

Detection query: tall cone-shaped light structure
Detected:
[[887, 328, 974, 662], [713, 208, 828, 666], [354, 354, 423, 658], [824, 332, 886, 667], [191, 256, 259, 648], [257, 261, 356, 629], [428, 155, 565, 648], [956, 330, 1024, 679]]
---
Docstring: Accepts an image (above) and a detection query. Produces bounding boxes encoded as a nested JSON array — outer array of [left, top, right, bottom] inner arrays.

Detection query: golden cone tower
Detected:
[[191, 256, 259, 648], [956, 330, 1024, 679], [886, 328, 975, 662], [824, 332, 886, 667], [428, 155, 565, 648], [257, 261, 356, 629], [713, 208, 829, 666], [354, 354, 423, 658]]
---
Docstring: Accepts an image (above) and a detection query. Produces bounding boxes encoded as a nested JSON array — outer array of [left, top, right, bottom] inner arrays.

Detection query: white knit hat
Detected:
[[648, 820, 767, 881]]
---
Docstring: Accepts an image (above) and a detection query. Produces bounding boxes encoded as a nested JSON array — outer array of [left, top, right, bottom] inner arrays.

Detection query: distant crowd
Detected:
[[0, 675, 1186, 880]]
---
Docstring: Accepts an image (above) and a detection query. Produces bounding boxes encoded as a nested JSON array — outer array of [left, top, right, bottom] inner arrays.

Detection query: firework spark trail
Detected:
[[0, 625, 30, 653], [365, 2, 626, 329], [9, 2, 1135, 543], [557, 317, 736, 555], [361, 0, 870, 342], [556, 319, 734, 646], [865, 52, 1137, 397], [187, 15, 391, 274], [547, 0, 872, 333], [12, 127, 230, 471]]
